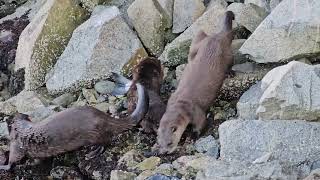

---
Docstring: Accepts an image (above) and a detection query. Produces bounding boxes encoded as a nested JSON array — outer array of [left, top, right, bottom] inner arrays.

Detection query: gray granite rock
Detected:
[[219, 119, 320, 167], [172, 0, 205, 33], [237, 61, 320, 121], [227, 3, 268, 33], [239, 0, 320, 63], [128, 0, 171, 56], [46, 6, 146, 94]]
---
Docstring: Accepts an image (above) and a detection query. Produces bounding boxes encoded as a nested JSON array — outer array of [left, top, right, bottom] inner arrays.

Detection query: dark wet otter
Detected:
[[127, 57, 166, 133], [156, 11, 235, 154], [113, 57, 166, 133], [0, 74, 149, 170]]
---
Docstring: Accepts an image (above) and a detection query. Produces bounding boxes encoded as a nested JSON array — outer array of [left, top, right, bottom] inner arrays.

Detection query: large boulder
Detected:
[[172, 0, 205, 34], [159, 5, 227, 67], [46, 6, 147, 94], [237, 61, 320, 121], [0, 90, 49, 115], [244, 0, 270, 12], [127, 0, 171, 56], [172, 155, 305, 179], [219, 119, 320, 169], [158, 0, 174, 24], [239, 0, 320, 63], [227, 3, 268, 33], [14, 0, 88, 90]]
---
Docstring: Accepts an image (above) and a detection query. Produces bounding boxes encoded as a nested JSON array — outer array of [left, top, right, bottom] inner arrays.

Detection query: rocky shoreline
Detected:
[[0, 0, 320, 179]]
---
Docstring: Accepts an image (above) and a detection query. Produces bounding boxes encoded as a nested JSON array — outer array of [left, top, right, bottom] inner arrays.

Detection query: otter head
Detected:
[[157, 108, 190, 154]]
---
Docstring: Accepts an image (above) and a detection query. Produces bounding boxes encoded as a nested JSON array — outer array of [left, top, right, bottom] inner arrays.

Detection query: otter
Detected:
[[112, 57, 166, 133], [0, 73, 149, 170], [156, 11, 235, 154]]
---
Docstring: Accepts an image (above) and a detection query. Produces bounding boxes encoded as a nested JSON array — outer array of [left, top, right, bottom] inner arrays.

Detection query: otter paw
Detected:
[[85, 146, 105, 160]]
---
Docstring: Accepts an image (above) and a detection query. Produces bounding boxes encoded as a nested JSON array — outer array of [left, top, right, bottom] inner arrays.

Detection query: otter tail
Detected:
[[222, 11, 235, 32]]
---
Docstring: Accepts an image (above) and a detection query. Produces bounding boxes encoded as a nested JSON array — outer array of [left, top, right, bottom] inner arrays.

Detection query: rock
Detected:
[[127, 0, 171, 56], [0, 98, 17, 115], [218, 66, 270, 101], [196, 159, 304, 180], [110, 170, 137, 180], [160, 4, 227, 67], [24, 105, 59, 123], [14, 0, 88, 90], [94, 80, 115, 95], [304, 169, 320, 180], [0, 0, 28, 19], [0, 0, 45, 23], [46, 6, 147, 94], [0, 90, 48, 115], [52, 93, 76, 107], [50, 166, 82, 180], [269, 0, 282, 10], [136, 157, 161, 171], [297, 58, 312, 65], [252, 152, 272, 164], [94, 102, 110, 112], [231, 39, 248, 65], [172, 0, 205, 33], [245, 0, 270, 12], [239, 0, 320, 63], [175, 64, 186, 82], [227, 3, 268, 33], [136, 170, 154, 180], [146, 174, 180, 180], [158, 0, 174, 24], [206, 0, 228, 11], [82, 88, 98, 104], [104, 0, 135, 28], [153, 164, 175, 176], [118, 150, 145, 170], [172, 155, 205, 174], [232, 62, 257, 73], [0, 122, 9, 139], [238, 61, 320, 120], [194, 135, 219, 158], [219, 119, 320, 167], [79, 0, 110, 11], [237, 82, 263, 119]]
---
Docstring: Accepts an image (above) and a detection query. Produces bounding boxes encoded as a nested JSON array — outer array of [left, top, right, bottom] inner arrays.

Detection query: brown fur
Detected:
[[156, 11, 235, 154], [0, 78, 150, 170], [127, 57, 166, 133], [1, 106, 138, 170]]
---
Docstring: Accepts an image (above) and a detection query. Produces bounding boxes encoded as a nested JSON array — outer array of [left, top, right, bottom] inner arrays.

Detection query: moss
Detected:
[[28, 0, 89, 90], [166, 39, 192, 67]]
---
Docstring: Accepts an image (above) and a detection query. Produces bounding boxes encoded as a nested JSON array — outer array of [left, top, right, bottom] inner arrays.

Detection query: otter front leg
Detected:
[[191, 106, 206, 136], [0, 142, 26, 171]]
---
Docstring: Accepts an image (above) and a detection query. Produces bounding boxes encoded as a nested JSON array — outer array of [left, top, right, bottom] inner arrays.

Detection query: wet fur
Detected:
[[0, 81, 149, 170], [127, 57, 166, 133], [156, 11, 235, 154]]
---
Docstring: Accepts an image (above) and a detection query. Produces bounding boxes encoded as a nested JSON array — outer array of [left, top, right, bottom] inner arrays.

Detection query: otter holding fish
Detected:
[[0, 73, 149, 170], [155, 11, 235, 154]]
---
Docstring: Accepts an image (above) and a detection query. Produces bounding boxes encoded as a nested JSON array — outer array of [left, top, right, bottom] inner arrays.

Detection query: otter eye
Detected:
[[171, 127, 177, 133]]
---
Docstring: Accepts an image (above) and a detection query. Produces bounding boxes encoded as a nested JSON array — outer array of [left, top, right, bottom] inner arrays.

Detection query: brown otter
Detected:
[[0, 74, 149, 170], [113, 57, 166, 133], [127, 57, 166, 133], [156, 11, 235, 154]]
